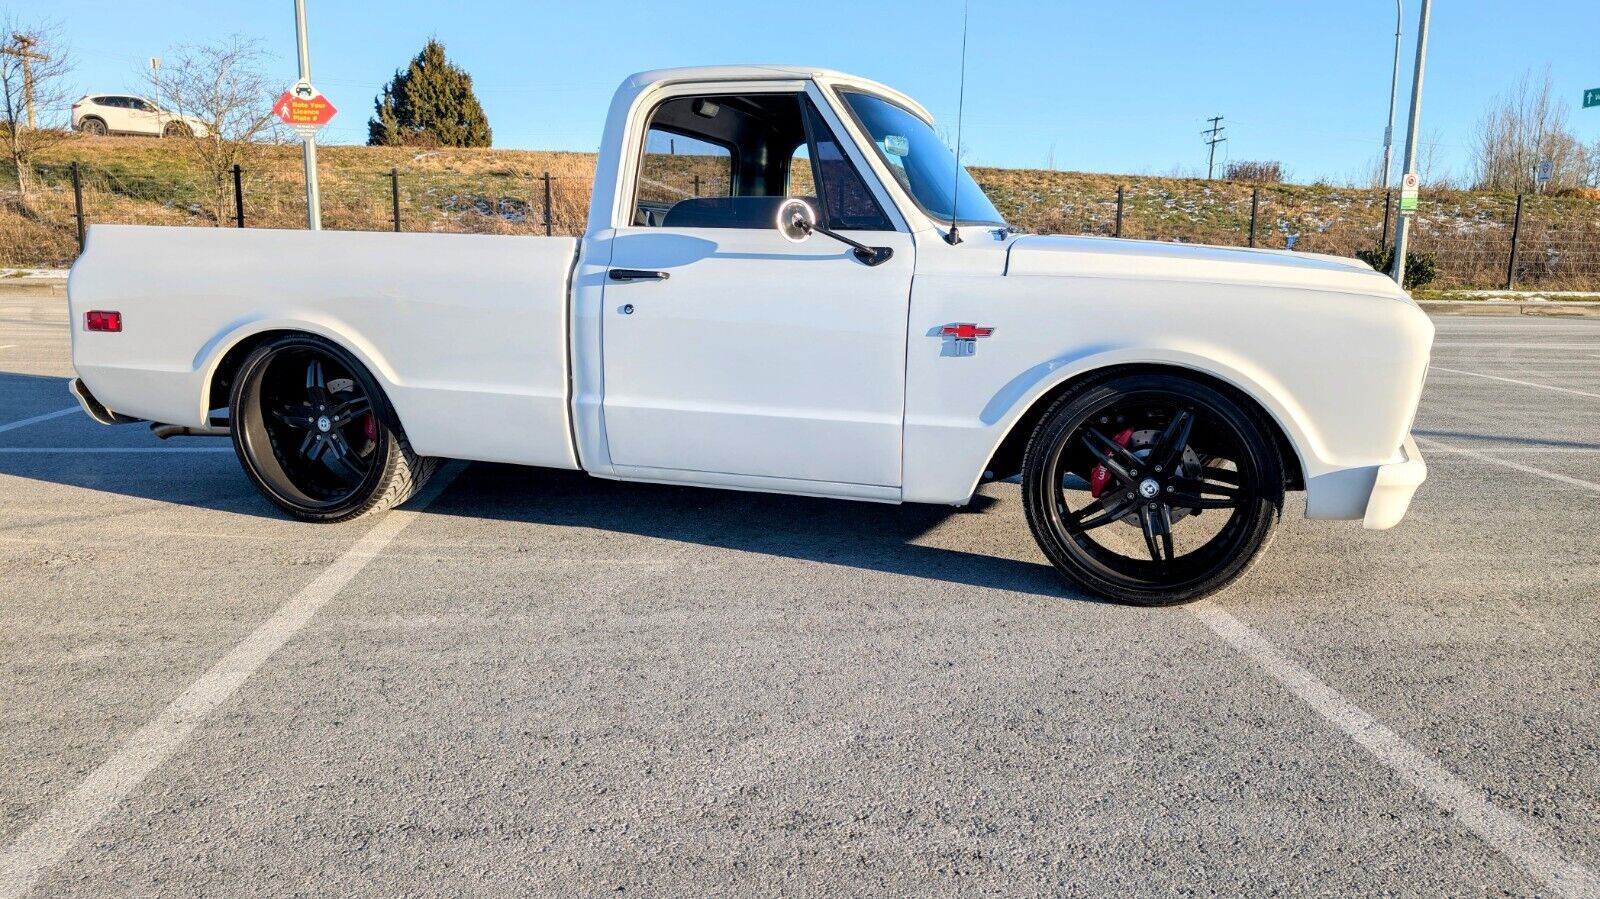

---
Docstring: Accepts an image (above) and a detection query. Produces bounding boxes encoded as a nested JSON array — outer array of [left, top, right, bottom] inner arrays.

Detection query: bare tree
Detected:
[[1469, 69, 1591, 193], [0, 16, 74, 205], [146, 36, 278, 224], [1417, 128, 1452, 189]]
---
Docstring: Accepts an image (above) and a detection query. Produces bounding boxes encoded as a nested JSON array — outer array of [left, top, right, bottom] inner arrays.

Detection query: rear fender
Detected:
[[195, 314, 403, 426]]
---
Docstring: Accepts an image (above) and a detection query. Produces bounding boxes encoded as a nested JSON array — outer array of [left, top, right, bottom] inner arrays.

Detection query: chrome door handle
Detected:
[[609, 269, 670, 282]]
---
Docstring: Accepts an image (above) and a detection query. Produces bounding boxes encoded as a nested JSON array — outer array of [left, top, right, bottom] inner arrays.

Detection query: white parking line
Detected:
[[0, 447, 233, 454], [0, 462, 464, 899], [1417, 437, 1600, 494], [1191, 603, 1600, 898], [0, 407, 78, 435], [0, 345, 17, 350], [1430, 367, 1600, 400]]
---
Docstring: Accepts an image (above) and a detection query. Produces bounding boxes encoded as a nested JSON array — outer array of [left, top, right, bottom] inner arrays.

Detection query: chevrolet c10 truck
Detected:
[[67, 65, 1432, 605]]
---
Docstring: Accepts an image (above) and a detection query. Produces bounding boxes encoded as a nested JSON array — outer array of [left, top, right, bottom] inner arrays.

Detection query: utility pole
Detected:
[[1390, 0, 1431, 287], [292, 0, 321, 230], [1382, 1, 1403, 187], [2, 34, 49, 128], [1203, 116, 1226, 180]]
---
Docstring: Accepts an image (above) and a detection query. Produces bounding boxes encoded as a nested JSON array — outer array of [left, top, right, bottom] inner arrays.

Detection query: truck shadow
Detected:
[[430, 463, 1082, 601], [0, 371, 1078, 596]]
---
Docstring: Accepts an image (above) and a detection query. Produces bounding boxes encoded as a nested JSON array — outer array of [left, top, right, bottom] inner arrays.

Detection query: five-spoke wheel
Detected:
[[229, 334, 434, 522], [1022, 373, 1284, 605]]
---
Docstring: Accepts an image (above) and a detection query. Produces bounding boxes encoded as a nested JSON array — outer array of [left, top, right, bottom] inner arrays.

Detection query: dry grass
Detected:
[[5, 134, 1600, 289]]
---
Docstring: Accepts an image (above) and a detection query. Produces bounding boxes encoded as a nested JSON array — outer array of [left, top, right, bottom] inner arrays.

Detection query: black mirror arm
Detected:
[[799, 221, 894, 267]]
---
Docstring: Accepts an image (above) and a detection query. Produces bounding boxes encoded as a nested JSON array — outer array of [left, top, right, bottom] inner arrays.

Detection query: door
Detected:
[[124, 97, 163, 135], [599, 88, 914, 489]]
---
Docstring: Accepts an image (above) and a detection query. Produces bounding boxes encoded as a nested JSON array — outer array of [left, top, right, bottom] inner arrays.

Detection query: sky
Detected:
[[33, 0, 1600, 184]]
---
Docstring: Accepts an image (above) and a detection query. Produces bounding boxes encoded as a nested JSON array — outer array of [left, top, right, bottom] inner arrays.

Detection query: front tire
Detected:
[[229, 335, 435, 522], [161, 121, 192, 138], [1021, 373, 1284, 605]]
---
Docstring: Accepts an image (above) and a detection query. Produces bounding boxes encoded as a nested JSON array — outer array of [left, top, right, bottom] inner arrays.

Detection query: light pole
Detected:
[[293, 0, 321, 230], [1390, 0, 1431, 287], [1381, 1, 1402, 188]]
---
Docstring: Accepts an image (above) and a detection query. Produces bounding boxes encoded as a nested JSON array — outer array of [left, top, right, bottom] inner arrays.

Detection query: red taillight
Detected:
[[84, 310, 122, 332]]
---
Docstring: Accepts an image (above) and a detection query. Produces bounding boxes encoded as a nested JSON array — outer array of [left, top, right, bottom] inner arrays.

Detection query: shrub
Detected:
[[1355, 246, 1438, 290], [1225, 161, 1283, 184]]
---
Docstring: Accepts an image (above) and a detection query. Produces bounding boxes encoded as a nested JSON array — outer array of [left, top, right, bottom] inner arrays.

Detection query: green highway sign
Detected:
[[1587, 87, 1600, 109]]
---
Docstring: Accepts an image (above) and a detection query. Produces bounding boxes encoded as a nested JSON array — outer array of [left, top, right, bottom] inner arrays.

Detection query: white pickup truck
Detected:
[[68, 65, 1432, 605]]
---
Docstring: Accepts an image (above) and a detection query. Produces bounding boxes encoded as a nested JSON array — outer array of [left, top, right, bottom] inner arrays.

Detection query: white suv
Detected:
[[71, 95, 209, 138]]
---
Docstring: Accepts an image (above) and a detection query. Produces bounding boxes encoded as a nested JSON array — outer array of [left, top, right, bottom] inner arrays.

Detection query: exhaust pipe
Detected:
[[151, 419, 231, 439]]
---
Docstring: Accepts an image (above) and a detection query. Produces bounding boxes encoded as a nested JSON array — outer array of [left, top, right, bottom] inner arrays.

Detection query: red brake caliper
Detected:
[[1088, 428, 1134, 498], [362, 414, 377, 442]]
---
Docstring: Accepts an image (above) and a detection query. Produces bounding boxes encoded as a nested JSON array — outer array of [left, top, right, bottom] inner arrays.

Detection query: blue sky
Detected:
[[43, 0, 1600, 183]]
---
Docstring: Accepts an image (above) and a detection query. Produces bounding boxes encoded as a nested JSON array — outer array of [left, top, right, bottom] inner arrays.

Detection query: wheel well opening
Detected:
[[982, 363, 1306, 491], [207, 330, 302, 414]]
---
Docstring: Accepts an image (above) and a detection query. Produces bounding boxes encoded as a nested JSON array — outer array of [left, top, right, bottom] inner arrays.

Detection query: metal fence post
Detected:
[[1114, 185, 1124, 238], [1505, 193, 1524, 291], [543, 172, 553, 236], [1248, 186, 1260, 248], [1380, 190, 1392, 251], [232, 164, 245, 228], [390, 168, 401, 232], [70, 162, 86, 251]]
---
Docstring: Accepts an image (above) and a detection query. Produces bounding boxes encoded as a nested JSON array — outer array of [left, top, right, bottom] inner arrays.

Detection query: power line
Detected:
[[1202, 115, 1226, 180]]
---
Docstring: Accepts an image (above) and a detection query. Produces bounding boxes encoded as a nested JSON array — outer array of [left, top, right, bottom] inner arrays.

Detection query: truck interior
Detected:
[[633, 92, 891, 232]]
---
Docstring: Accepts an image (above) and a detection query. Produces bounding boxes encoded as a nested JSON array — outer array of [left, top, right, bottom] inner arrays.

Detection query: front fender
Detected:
[[900, 270, 1432, 508]]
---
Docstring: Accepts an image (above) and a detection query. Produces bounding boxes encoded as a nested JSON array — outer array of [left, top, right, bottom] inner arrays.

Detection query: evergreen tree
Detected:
[[367, 39, 491, 147]]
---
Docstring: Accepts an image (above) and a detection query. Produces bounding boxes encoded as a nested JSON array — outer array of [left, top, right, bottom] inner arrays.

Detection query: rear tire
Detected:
[[78, 117, 107, 136], [229, 334, 435, 522], [1021, 373, 1284, 605]]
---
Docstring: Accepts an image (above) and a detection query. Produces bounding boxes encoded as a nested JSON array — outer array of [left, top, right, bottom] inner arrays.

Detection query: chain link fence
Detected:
[[5, 159, 1600, 291]]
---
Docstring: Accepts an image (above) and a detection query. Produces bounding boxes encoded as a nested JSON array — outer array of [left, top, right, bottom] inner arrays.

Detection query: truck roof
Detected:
[[619, 65, 934, 124]]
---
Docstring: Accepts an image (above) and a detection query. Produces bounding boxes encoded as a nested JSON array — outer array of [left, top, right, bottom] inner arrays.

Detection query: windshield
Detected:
[[838, 90, 1004, 227]]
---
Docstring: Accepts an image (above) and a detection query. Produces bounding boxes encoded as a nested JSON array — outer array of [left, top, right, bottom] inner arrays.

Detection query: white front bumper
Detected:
[[1362, 435, 1427, 530]]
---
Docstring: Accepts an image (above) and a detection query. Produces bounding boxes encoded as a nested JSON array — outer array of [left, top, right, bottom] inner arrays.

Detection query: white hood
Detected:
[[1004, 235, 1408, 299]]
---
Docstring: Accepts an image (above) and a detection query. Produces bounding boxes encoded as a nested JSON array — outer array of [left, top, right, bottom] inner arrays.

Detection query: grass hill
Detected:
[[5, 134, 1600, 290]]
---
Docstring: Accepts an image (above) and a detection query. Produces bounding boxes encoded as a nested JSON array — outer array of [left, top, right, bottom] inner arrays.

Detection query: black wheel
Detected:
[[1021, 373, 1284, 605], [79, 117, 107, 136], [229, 334, 435, 522], [161, 121, 191, 138]]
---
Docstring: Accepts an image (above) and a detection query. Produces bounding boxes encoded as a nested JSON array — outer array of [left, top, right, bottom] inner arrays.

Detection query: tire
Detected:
[[229, 334, 436, 522], [1021, 373, 1284, 605], [78, 117, 107, 136], [161, 121, 192, 138]]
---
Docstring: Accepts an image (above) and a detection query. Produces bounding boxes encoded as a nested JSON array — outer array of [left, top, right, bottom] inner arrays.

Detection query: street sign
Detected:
[[1398, 172, 1420, 215], [1586, 87, 1600, 109], [1535, 160, 1553, 185], [273, 81, 337, 137]]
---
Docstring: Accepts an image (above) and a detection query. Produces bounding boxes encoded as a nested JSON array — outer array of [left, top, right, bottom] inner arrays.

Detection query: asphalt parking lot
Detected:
[[2, 292, 1597, 897]]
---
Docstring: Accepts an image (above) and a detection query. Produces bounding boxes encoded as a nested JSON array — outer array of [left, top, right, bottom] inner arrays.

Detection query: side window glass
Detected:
[[801, 99, 892, 232], [636, 129, 731, 227]]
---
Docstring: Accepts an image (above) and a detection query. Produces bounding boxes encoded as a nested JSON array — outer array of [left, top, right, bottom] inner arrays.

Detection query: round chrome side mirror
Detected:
[[775, 198, 817, 243]]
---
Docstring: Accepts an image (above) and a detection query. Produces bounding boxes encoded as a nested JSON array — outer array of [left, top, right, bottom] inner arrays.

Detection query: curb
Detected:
[[1418, 300, 1600, 317], [0, 278, 66, 298]]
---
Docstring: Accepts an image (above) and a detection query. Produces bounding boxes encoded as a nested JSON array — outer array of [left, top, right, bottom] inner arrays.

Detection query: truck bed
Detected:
[[69, 225, 582, 469]]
